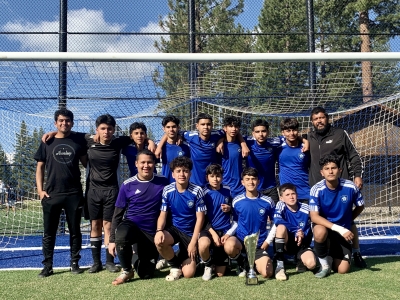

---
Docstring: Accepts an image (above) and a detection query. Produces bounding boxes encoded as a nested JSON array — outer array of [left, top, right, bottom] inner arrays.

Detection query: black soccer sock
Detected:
[[233, 252, 246, 269], [313, 240, 328, 258], [167, 255, 181, 269], [274, 238, 285, 262], [105, 247, 114, 264], [203, 256, 213, 267], [90, 236, 102, 264], [116, 243, 133, 271]]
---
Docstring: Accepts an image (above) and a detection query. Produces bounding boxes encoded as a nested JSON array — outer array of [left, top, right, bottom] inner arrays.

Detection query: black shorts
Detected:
[[166, 226, 194, 262], [115, 219, 159, 278], [239, 240, 269, 262], [327, 229, 352, 263], [285, 231, 314, 259], [86, 187, 118, 221], [260, 187, 279, 204], [199, 230, 228, 266]]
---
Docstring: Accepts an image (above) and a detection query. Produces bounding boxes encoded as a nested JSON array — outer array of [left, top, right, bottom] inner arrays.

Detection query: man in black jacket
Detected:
[[308, 107, 367, 269]]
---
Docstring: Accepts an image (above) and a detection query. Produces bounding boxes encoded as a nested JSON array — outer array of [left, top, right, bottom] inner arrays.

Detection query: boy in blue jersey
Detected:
[[278, 118, 311, 203], [155, 113, 249, 186], [121, 122, 156, 177], [160, 116, 191, 183], [108, 149, 169, 285], [198, 164, 237, 280], [232, 167, 275, 279], [272, 183, 317, 281], [154, 156, 206, 281], [309, 154, 365, 278], [219, 116, 246, 198]]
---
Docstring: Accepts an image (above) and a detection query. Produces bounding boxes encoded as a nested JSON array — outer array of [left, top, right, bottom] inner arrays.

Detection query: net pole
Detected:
[[306, 0, 316, 107], [188, 0, 198, 129], [58, 0, 67, 109]]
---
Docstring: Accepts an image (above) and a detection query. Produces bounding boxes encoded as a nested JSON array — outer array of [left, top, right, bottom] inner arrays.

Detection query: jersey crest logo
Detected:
[[259, 208, 265, 216], [135, 189, 141, 194], [341, 195, 348, 203], [237, 148, 241, 152], [267, 147, 272, 152], [298, 152, 305, 159], [187, 200, 194, 208], [225, 197, 229, 203], [299, 221, 305, 228], [210, 143, 215, 147], [177, 151, 183, 156]]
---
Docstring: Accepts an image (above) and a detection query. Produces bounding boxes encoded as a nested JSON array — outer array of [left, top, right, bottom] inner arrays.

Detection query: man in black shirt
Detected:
[[34, 109, 87, 278]]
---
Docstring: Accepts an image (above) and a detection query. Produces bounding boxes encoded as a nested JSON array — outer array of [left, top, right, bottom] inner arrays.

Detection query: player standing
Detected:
[[35, 109, 87, 277], [108, 149, 169, 285], [154, 156, 206, 280], [309, 154, 365, 278]]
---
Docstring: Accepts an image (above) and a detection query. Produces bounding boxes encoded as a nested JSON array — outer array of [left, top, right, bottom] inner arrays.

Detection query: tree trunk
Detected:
[[360, 10, 373, 102]]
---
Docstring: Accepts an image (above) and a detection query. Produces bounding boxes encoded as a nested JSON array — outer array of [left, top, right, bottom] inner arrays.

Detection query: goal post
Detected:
[[0, 51, 399, 250]]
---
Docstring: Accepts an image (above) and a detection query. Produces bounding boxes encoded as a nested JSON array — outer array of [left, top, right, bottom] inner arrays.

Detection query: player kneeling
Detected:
[[198, 164, 238, 280], [155, 157, 206, 281], [231, 168, 276, 279], [272, 183, 317, 281], [310, 154, 365, 278]]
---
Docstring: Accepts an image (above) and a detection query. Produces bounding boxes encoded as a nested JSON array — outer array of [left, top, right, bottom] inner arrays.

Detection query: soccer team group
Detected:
[[34, 106, 367, 285]]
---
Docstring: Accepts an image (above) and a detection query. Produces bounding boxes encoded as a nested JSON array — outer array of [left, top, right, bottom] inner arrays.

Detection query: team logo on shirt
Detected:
[[299, 221, 305, 228], [267, 147, 272, 152], [187, 200, 194, 208], [211, 143, 215, 147], [177, 151, 184, 156], [52, 144, 75, 164], [341, 195, 348, 203], [298, 153, 305, 159], [237, 148, 241, 152], [225, 197, 229, 203], [259, 208, 265, 216]]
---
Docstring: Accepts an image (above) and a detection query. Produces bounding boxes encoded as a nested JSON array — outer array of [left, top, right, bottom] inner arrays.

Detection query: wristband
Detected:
[[156, 229, 163, 232], [331, 224, 349, 236]]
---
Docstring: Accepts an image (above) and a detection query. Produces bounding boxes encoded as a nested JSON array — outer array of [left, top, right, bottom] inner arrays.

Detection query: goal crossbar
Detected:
[[1, 51, 400, 62]]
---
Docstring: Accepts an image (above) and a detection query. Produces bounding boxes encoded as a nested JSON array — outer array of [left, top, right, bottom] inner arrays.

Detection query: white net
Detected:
[[0, 56, 399, 249]]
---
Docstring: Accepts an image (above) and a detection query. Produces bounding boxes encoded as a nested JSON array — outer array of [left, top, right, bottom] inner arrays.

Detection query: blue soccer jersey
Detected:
[[182, 130, 225, 186], [122, 143, 157, 177], [273, 200, 311, 237], [246, 137, 281, 191], [221, 140, 245, 198], [115, 174, 169, 235], [161, 182, 207, 236], [161, 141, 191, 183], [232, 193, 275, 247], [202, 185, 232, 233], [277, 142, 311, 200], [309, 178, 364, 230]]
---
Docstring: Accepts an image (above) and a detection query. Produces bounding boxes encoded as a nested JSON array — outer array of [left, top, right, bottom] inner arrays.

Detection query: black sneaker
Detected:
[[70, 262, 84, 274], [38, 266, 53, 278], [105, 262, 120, 273], [88, 263, 103, 273], [353, 252, 367, 268]]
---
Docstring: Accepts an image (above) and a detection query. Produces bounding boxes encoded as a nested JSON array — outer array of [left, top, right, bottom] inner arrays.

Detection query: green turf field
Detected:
[[1, 257, 399, 300]]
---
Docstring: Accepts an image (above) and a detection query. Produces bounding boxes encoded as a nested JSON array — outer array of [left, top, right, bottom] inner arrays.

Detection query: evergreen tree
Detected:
[[0, 144, 12, 185]]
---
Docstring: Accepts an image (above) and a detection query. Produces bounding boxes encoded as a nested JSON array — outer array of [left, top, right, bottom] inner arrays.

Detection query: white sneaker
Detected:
[[202, 266, 213, 281], [237, 267, 247, 278], [275, 267, 287, 281], [156, 259, 169, 270], [165, 268, 182, 281]]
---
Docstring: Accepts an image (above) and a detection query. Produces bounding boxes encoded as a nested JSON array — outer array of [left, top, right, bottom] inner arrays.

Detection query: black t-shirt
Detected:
[[34, 132, 87, 194], [86, 134, 132, 189]]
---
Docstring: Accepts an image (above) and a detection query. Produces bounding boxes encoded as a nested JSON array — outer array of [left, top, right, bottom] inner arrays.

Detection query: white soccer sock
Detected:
[[318, 256, 328, 267]]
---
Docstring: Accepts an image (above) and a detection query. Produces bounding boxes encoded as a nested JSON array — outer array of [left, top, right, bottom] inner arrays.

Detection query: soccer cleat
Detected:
[[275, 267, 288, 281], [165, 268, 182, 281], [353, 252, 367, 268], [70, 262, 84, 274], [314, 265, 331, 279], [296, 260, 307, 273], [88, 263, 103, 273], [202, 266, 213, 281], [38, 266, 53, 278], [236, 266, 247, 278], [156, 258, 169, 270], [112, 269, 135, 285], [105, 262, 120, 273]]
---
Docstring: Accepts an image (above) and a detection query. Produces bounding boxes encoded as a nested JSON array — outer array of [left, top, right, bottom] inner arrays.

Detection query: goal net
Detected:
[[0, 52, 399, 250]]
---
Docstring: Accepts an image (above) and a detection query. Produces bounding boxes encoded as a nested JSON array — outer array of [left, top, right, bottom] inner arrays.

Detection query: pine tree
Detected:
[[0, 144, 12, 185]]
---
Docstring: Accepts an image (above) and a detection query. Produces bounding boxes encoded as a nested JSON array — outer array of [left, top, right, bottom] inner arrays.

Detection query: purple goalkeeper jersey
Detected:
[[115, 173, 169, 235]]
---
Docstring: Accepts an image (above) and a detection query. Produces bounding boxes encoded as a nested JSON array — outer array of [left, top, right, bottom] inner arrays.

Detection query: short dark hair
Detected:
[[169, 156, 193, 171], [206, 164, 223, 176], [223, 116, 241, 128], [54, 109, 74, 122], [279, 183, 297, 196], [136, 149, 156, 162], [280, 118, 299, 131], [129, 122, 147, 135], [251, 119, 269, 131], [95, 114, 116, 128], [162, 115, 180, 127], [196, 113, 213, 124], [310, 106, 329, 120], [241, 167, 258, 179], [319, 154, 340, 169]]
